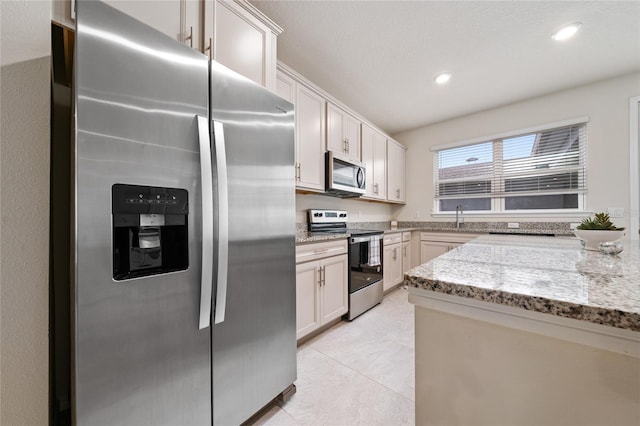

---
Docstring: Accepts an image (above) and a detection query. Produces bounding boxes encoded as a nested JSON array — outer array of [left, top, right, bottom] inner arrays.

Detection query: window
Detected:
[[433, 120, 587, 213]]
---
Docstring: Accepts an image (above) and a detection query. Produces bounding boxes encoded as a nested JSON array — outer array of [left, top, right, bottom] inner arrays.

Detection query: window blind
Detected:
[[433, 122, 587, 212]]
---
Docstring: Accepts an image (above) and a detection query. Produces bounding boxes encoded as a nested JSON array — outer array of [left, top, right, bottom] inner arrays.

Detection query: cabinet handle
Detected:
[[392, 247, 397, 260], [346, 138, 350, 153], [184, 26, 193, 48], [374, 183, 378, 195], [314, 248, 329, 254], [396, 188, 400, 199], [204, 37, 212, 60], [295, 163, 301, 180], [403, 246, 407, 257]]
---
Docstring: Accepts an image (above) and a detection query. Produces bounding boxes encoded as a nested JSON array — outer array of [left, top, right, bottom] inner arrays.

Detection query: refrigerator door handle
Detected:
[[212, 120, 229, 325], [197, 115, 214, 330]]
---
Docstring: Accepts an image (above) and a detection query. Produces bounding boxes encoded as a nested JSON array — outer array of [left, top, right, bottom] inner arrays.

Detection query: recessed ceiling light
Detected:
[[434, 72, 452, 85], [552, 22, 582, 41]]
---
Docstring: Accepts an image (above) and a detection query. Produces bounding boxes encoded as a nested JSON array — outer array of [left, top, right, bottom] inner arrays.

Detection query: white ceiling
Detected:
[[249, 0, 640, 135]]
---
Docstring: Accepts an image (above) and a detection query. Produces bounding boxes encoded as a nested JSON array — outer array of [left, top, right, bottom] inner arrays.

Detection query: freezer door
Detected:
[[74, 2, 211, 424], [209, 61, 297, 425]]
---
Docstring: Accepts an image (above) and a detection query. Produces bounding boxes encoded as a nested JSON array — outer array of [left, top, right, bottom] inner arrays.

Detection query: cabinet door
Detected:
[[402, 241, 412, 275], [387, 139, 406, 203], [362, 125, 387, 200], [420, 241, 450, 264], [320, 255, 348, 323], [383, 243, 403, 292], [276, 71, 295, 104], [343, 112, 361, 161], [296, 261, 321, 340], [213, 0, 279, 90], [327, 103, 360, 161], [361, 124, 376, 198], [373, 130, 387, 200], [103, 0, 186, 44], [296, 84, 326, 191], [326, 103, 345, 154]]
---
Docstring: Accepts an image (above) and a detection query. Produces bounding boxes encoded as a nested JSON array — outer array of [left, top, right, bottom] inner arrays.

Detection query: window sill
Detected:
[[431, 211, 592, 219]]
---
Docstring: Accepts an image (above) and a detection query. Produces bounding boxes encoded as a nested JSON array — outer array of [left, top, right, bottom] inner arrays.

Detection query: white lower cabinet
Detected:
[[420, 232, 478, 264], [295, 240, 348, 341], [402, 231, 412, 275], [383, 233, 403, 292]]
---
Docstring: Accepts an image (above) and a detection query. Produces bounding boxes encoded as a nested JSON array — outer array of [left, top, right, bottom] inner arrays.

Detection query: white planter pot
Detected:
[[573, 229, 624, 251]]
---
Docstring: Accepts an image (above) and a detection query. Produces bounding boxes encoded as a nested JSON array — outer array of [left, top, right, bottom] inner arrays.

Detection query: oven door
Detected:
[[349, 235, 383, 293]]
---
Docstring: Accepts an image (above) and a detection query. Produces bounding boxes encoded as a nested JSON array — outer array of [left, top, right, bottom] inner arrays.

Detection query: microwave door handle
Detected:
[[212, 120, 229, 325], [197, 115, 214, 330], [357, 167, 365, 189]]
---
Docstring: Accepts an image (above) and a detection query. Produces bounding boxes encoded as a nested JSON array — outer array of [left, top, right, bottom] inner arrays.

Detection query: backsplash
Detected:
[[297, 221, 575, 235]]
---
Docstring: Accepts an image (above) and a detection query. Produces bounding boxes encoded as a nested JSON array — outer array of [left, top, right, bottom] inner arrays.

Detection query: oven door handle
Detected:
[[350, 235, 383, 244]]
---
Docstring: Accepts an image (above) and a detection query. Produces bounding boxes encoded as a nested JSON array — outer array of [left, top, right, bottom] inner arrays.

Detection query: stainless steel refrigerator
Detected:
[[53, 1, 296, 424]]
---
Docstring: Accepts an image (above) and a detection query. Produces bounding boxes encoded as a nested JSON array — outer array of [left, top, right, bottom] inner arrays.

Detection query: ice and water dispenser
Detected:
[[112, 184, 189, 280]]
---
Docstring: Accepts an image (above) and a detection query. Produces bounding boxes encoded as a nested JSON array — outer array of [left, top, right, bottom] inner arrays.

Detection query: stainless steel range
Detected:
[[308, 210, 383, 320]]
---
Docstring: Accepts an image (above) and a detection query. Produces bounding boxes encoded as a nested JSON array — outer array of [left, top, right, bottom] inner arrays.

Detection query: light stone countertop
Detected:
[[295, 231, 349, 244], [405, 234, 640, 332], [295, 221, 575, 243]]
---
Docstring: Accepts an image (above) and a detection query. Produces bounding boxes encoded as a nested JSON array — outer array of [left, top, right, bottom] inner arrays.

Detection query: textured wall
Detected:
[[0, 37, 51, 426], [394, 72, 640, 228]]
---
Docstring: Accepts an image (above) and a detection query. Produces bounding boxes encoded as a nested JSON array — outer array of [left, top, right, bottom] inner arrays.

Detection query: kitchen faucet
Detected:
[[456, 204, 464, 229]]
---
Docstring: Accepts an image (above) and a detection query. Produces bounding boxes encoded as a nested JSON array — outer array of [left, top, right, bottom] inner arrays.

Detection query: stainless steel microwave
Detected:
[[325, 151, 366, 197]]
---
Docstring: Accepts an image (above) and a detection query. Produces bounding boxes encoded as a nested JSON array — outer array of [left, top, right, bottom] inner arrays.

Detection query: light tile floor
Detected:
[[253, 287, 415, 426]]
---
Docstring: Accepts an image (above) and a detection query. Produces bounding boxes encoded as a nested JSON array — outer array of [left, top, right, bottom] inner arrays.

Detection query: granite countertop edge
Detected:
[[405, 235, 640, 332], [296, 226, 574, 243], [407, 276, 640, 332]]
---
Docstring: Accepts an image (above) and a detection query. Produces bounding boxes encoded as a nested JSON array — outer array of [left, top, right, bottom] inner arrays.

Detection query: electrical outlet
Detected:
[[507, 222, 520, 229], [607, 207, 624, 218], [414, 210, 421, 219]]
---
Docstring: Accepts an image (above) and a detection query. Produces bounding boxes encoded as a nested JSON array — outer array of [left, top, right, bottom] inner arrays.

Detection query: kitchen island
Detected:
[[406, 234, 640, 426]]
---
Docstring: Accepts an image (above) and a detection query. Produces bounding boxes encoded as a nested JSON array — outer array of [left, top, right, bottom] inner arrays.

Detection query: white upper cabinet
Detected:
[[276, 68, 326, 192], [326, 103, 361, 162], [53, 1, 200, 48], [387, 138, 407, 203], [54, 0, 281, 89], [205, 0, 282, 91], [361, 123, 387, 200], [103, 1, 187, 43], [276, 70, 296, 104]]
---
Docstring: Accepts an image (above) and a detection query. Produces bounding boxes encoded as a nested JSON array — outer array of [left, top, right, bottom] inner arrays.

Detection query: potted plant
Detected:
[[574, 212, 625, 251]]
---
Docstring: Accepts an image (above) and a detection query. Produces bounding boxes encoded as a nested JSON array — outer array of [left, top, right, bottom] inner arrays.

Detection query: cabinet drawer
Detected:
[[383, 232, 402, 246], [420, 232, 478, 244], [296, 239, 348, 264]]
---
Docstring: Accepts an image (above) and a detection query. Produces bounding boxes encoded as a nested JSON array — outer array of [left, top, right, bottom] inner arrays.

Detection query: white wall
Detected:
[[394, 72, 640, 229], [296, 193, 393, 224], [0, 2, 51, 425]]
